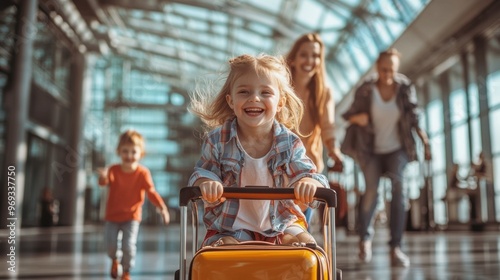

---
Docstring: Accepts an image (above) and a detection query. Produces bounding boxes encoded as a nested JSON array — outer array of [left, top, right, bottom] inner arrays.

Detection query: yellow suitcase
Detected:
[[177, 187, 341, 280], [190, 242, 329, 279]]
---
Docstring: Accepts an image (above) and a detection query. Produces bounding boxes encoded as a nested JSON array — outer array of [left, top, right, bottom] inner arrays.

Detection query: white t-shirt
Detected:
[[232, 139, 273, 233], [371, 85, 401, 154]]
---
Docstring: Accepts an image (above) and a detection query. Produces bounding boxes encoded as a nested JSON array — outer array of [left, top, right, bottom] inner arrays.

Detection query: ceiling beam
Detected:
[[122, 10, 270, 54], [122, 18, 228, 66], [104, 99, 187, 113], [157, 0, 306, 38], [100, 0, 165, 12], [112, 35, 219, 74]]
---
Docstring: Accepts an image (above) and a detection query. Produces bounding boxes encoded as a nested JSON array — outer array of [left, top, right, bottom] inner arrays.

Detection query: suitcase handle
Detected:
[[179, 186, 337, 208]]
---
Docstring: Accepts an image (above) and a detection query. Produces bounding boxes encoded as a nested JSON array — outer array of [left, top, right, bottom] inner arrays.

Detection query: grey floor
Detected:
[[1, 220, 499, 280]]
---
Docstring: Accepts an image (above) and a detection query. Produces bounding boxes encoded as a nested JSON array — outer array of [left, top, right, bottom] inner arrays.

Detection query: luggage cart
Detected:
[[176, 186, 341, 280]]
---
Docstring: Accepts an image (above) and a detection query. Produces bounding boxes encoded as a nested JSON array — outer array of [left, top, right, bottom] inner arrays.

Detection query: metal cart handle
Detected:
[[179, 186, 337, 207]]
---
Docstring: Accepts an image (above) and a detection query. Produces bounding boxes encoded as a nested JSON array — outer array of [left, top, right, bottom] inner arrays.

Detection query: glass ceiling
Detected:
[[79, 0, 430, 202], [94, 0, 430, 100]]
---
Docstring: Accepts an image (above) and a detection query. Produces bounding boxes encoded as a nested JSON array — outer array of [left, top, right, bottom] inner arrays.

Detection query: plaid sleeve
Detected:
[[188, 135, 223, 186], [286, 138, 330, 188]]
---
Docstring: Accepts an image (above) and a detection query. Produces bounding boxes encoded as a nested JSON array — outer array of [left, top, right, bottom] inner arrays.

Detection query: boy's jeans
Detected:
[[105, 221, 140, 272], [358, 149, 408, 248]]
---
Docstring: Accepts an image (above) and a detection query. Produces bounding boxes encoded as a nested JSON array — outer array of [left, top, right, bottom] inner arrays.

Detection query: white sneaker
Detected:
[[359, 240, 372, 263], [391, 247, 410, 267]]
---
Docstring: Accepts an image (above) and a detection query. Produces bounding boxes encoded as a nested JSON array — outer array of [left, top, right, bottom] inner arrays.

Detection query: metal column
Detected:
[[0, 0, 38, 228]]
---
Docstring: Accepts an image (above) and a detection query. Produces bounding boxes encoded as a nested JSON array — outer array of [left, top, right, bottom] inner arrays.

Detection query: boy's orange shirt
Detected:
[[99, 164, 167, 222]]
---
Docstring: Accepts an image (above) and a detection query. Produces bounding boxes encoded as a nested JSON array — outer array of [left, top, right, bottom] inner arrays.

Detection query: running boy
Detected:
[[188, 54, 329, 246], [98, 130, 170, 280]]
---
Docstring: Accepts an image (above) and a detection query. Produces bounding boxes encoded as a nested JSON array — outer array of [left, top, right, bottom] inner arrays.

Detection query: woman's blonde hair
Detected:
[[116, 129, 145, 157], [189, 54, 304, 134], [285, 33, 328, 125]]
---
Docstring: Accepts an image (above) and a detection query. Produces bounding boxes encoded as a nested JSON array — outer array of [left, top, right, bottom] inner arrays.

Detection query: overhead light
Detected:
[[52, 14, 63, 25], [78, 44, 87, 53], [99, 40, 109, 55]]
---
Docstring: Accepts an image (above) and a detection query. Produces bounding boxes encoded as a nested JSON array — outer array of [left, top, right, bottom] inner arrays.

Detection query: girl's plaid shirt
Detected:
[[188, 118, 329, 236]]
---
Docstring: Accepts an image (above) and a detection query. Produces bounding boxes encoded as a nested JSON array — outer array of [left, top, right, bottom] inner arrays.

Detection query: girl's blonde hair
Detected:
[[189, 54, 304, 134], [116, 129, 145, 157], [285, 33, 328, 125]]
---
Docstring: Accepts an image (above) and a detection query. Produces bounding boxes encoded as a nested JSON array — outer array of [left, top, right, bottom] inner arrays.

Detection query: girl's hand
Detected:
[[293, 178, 321, 204], [199, 180, 226, 203]]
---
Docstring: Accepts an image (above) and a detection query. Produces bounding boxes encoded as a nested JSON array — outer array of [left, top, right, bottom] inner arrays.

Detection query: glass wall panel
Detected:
[[23, 135, 49, 227], [426, 77, 446, 227], [449, 89, 467, 125], [141, 156, 167, 169], [486, 32, 500, 108], [493, 156, 500, 221], [147, 140, 179, 155], [405, 162, 423, 199], [0, 6, 16, 69], [486, 32, 500, 222], [429, 133, 446, 175], [427, 99, 444, 136], [451, 123, 470, 165], [467, 53, 480, 117], [490, 109, 500, 154], [33, 17, 55, 80], [487, 72, 500, 108], [468, 84, 480, 117], [432, 173, 447, 225], [470, 117, 482, 159]]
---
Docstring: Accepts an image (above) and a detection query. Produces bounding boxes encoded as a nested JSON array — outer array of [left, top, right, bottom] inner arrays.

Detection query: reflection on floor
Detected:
[[1, 223, 499, 279]]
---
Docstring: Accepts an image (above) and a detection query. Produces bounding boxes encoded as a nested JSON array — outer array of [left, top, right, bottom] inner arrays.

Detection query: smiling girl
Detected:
[[188, 54, 329, 246]]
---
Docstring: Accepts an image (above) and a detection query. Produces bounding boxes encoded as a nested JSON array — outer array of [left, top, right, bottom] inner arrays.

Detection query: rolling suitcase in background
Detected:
[[177, 187, 341, 280]]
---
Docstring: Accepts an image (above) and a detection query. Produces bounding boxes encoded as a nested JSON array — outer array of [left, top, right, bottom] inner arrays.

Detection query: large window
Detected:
[[488, 74, 500, 155], [427, 98, 445, 172], [449, 62, 471, 167], [32, 11, 72, 99], [426, 81, 447, 224], [486, 31, 500, 220], [466, 53, 483, 158]]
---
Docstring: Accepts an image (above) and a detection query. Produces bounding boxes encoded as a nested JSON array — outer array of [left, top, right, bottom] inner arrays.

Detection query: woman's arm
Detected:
[[319, 88, 344, 168], [416, 127, 432, 160], [341, 81, 372, 122]]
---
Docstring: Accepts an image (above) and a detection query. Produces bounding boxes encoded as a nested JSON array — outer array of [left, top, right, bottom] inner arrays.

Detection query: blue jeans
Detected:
[[358, 149, 408, 248], [105, 221, 140, 272]]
